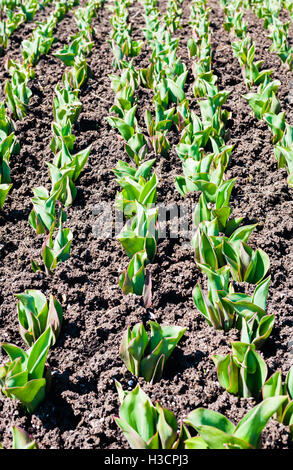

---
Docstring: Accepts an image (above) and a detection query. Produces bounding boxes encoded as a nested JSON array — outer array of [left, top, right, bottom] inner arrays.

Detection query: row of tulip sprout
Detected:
[[0, 0, 104, 449], [107, 0, 293, 449], [0, 0, 78, 209], [0, 0, 54, 55], [241, 0, 293, 69], [222, 0, 293, 187]]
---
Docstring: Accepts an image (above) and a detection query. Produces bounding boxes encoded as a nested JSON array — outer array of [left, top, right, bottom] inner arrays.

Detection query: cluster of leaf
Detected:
[[0, 426, 38, 449], [246, 0, 292, 69], [108, 0, 187, 162], [222, 0, 247, 38], [107, 0, 160, 300], [120, 320, 186, 383], [175, 0, 276, 404], [31, 217, 73, 275], [164, 0, 183, 33], [273, 121, 293, 187], [21, 12, 57, 68], [0, 288, 64, 414], [108, 0, 143, 69], [0, 102, 19, 208], [30, 0, 103, 274], [117, 195, 159, 299], [263, 366, 293, 434], [283, 0, 293, 19], [107, 63, 146, 164], [115, 382, 189, 449], [0, 0, 52, 55], [212, 341, 268, 398], [112, 0, 292, 449], [4, 57, 33, 121], [74, 0, 102, 32], [16, 289, 63, 346], [4, 0, 73, 121], [268, 16, 292, 69], [243, 73, 281, 122], [193, 222, 270, 285], [0, 327, 52, 413], [184, 396, 287, 448], [114, 382, 287, 449], [193, 248, 272, 338], [0, 0, 21, 17], [232, 36, 273, 87], [224, 2, 293, 187], [141, 0, 187, 155]]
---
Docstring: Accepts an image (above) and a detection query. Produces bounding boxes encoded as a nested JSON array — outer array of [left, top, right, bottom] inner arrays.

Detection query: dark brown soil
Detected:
[[0, 0, 292, 450]]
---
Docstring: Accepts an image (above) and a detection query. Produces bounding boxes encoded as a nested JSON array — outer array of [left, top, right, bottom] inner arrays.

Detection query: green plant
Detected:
[[198, 89, 231, 142], [74, 0, 100, 31], [0, 327, 52, 413], [51, 0, 71, 21], [53, 33, 93, 66], [262, 366, 293, 433], [193, 265, 235, 331], [222, 236, 270, 284], [175, 151, 231, 197], [224, 8, 247, 38], [0, 138, 12, 186], [4, 9, 25, 39], [0, 101, 19, 154], [113, 158, 157, 216], [274, 122, 293, 176], [144, 105, 174, 156], [118, 202, 158, 263], [212, 341, 268, 398], [184, 397, 287, 449], [223, 276, 274, 349], [16, 290, 63, 347], [107, 105, 142, 156], [268, 17, 292, 69], [192, 223, 270, 284], [243, 79, 281, 120], [31, 219, 73, 275], [4, 71, 32, 120], [21, 22, 56, 67], [192, 61, 217, 98], [20, 0, 38, 21], [114, 382, 189, 449], [120, 320, 186, 383], [50, 121, 76, 153], [53, 85, 82, 127], [29, 187, 67, 234], [0, 426, 38, 449], [62, 55, 88, 91], [47, 163, 77, 207], [193, 185, 243, 234], [0, 183, 12, 208], [264, 111, 285, 144], [11, 426, 37, 449], [119, 249, 148, 296], [232, 38, 273, 87]]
